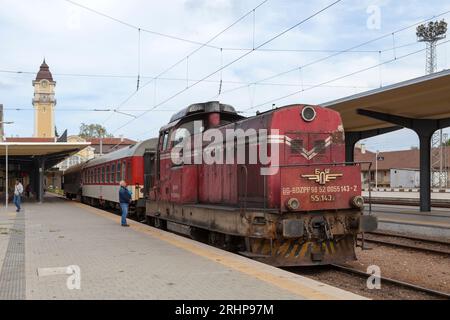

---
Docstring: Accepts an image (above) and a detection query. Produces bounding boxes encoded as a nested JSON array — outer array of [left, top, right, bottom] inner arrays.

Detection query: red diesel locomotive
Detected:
[[146, 101, 377, 266]]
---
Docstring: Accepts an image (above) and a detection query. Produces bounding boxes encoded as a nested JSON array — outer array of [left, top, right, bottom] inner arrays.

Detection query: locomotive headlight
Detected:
[[301, 106, 316, 122], [286, 198, 300, 211], [350, 196, 364, 209]]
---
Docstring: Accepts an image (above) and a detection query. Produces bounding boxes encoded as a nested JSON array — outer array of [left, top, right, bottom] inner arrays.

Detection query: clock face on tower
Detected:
[[41, 94, 48, 102]]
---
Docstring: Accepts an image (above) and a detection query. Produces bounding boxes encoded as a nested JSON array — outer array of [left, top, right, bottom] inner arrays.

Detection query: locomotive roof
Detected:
[[81, 137, 158, 168], [169, 101, 238, 123]]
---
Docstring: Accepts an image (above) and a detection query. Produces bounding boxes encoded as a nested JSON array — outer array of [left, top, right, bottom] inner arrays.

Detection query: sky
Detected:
[[1, 0, 450, 151]]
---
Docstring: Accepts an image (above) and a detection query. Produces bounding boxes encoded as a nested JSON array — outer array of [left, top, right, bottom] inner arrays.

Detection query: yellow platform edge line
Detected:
[[71, 201, 367, 300]]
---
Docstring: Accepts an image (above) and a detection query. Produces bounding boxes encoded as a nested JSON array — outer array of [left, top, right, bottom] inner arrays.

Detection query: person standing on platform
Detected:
[[14, 179, 24, 212], [119, 180, 131, 227]]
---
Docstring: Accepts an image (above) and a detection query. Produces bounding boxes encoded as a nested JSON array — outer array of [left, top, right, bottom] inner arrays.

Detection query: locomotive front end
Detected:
[[245, 105, 377, 266]]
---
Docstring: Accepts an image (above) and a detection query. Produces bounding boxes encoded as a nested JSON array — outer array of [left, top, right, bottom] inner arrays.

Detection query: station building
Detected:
[[355, 146, 450, 189]]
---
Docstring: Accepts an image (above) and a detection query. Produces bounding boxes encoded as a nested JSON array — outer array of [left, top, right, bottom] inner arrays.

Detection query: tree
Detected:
[[79, 123, 113, 139], [445, 139, 450, 147]]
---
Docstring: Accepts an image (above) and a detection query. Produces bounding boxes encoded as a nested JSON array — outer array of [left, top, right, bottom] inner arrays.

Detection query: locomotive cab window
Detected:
[[161, 131, 170, 151], [314, 140, 326, 155], [290, 139, 303, 154]]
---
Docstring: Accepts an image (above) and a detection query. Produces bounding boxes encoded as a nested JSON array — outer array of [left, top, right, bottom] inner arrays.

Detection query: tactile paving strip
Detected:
[[0, 210, 25, 299]]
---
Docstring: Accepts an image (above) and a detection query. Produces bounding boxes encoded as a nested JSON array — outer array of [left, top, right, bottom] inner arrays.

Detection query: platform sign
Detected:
[[280, 165, 361, 212]]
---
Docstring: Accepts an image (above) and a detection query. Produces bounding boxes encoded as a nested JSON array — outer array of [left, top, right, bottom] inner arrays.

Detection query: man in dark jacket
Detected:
[[119, 180, 131, 227]]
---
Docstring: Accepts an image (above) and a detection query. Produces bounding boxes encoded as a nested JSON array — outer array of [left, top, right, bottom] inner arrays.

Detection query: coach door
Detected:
[[158, 130, 172, 201], [143, 150, 156, 199]]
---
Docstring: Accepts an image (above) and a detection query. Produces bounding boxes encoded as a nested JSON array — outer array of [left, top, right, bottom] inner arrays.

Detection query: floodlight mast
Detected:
[[417, 20, 448, 188], [416, 20, 447, 74]]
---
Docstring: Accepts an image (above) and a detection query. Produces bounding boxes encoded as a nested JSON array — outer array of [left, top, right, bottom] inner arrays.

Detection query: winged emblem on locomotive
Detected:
[[301, 169, 343, 185]]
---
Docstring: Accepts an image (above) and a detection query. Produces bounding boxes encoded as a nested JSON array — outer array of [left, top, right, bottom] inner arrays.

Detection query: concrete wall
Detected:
[[390, 168, 420, 188]]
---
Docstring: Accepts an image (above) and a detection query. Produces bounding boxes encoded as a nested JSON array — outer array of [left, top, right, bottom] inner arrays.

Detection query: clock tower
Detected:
[[33, 59, 56, 138]]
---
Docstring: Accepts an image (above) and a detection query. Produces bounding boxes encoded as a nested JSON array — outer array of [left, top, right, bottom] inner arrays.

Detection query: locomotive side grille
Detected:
[[290, 139, 303, 154]]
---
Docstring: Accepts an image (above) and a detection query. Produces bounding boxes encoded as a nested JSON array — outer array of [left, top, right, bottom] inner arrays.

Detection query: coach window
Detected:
[[127, 161, 131, 182], [97, 168, 100, 183], [122, 160, 126, 181], [117, 162, 121, 182], [111, 163, 115, 182], [106, 166, 110, 183], [101, 167, 105, 183]]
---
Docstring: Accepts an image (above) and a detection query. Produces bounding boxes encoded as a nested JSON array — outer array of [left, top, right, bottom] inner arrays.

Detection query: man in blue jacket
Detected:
[[119, 180, 131, 227]]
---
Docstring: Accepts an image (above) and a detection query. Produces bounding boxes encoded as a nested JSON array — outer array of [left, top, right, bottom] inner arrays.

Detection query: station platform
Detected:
[[364, 204, 450, 240], [0, 194, 364, 300]]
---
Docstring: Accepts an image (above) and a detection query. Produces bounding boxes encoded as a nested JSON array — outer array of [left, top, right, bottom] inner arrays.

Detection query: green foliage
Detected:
[[79, 123, 113, 139]]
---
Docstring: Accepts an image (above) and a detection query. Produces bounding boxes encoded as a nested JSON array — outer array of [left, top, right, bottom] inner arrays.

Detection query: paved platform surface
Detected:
[[0, 195, 364, 300], [364, 204, 450, 239]]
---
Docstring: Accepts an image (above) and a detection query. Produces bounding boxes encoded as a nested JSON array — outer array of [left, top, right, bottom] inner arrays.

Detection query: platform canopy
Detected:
[[0, 142, 91, 167], [322, 69, 450, 212], [323, 69, 450, 132]]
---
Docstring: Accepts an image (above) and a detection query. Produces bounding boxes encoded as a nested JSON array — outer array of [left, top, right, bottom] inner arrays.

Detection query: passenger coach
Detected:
[[64, 138, 157, 217]]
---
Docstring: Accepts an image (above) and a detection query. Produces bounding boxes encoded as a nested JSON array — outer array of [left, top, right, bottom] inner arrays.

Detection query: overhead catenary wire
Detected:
[[243, 38, 450, 112], [101, 0, 271, 125], [64, 0, 220, 49], [214, 10, 450, 99], [110, 0, 344, 134], [0, 42, 423, 82]]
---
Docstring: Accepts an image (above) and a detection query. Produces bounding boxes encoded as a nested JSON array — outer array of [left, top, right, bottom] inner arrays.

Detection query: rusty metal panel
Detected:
[[280, 165, 361, 212]]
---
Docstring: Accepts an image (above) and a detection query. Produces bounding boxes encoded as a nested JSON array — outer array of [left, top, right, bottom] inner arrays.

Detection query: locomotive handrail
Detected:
[[276, 161, 372, 168]]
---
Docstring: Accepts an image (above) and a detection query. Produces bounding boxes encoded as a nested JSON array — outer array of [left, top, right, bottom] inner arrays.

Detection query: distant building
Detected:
[[355, 146, 450, 188], [57, 135, 95, 171], [86, 137, 137, 155], [33, 59, 57, 138]]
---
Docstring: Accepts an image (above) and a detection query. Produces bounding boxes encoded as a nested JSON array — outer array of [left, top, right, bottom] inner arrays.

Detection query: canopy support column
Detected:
[[357, 109, 450, 212], [37, 157, 46, 203]]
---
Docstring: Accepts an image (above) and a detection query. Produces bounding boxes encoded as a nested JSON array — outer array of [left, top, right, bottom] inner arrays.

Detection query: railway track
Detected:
[[358, 231, 450, 255], [73, 198, 450, 300], [330, 264, 450, 300]]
